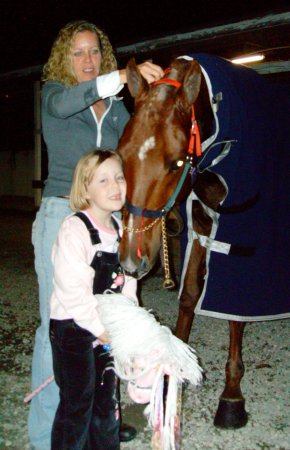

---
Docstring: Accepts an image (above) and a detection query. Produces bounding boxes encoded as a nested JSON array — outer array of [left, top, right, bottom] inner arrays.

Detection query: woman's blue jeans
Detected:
[[50, 319, 120, 450], [28, 197, 72, 450]]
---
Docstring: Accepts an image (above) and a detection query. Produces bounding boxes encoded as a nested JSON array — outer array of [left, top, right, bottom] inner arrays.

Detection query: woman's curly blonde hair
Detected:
[[42, 20, 117, 86]]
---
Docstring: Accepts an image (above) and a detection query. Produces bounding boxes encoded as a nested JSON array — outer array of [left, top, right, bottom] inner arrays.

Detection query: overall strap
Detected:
[[74, 212, 101, 245], [111, 216, 121, 242]]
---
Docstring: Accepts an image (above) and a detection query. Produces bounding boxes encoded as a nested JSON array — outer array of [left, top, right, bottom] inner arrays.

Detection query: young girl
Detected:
[[49, 149, 137, 450]]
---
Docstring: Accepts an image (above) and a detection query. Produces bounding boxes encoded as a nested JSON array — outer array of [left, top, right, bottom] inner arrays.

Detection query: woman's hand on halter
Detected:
[[137, 61, 164, 83], [119, 61, 164, 85]]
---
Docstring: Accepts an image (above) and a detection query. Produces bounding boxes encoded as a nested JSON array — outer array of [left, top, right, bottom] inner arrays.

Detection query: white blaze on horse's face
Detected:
[[138, 136, 156, 161], [127, 214, 134, 246], [123, 214, 139, 273]]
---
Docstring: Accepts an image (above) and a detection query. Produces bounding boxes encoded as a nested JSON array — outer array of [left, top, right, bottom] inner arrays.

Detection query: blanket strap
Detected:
[[196, 233, 255, 257], [217, 193, 260, 214]]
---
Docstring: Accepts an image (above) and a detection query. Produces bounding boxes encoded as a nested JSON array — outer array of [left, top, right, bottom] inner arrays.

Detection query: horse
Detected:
[[117, 54, 290, 429]]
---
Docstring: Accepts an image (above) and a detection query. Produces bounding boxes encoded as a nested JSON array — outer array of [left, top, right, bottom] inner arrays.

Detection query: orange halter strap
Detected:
[[152, 67, 202, 159], [151, 67, 182, 89]]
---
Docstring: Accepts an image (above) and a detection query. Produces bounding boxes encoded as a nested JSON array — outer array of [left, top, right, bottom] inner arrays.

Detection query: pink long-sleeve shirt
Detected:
[[50, 212, 138, 338]]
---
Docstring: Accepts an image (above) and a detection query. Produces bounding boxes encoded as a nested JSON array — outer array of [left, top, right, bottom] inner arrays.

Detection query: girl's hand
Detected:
[[98, 330, 110, 346]]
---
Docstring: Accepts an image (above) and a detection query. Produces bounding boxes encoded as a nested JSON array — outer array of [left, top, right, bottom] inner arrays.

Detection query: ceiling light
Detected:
[[231, 54, 265, 65]]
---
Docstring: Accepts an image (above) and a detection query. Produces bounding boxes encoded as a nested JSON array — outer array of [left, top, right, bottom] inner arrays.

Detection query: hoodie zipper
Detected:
[[90, 98, 113, 148]]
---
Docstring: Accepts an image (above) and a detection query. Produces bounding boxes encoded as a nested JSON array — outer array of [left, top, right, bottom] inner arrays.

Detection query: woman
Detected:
[[28, 19, 163, 450]]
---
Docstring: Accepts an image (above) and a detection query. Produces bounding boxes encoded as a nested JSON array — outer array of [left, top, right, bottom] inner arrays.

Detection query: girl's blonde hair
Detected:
[[42, 20, 117, 86], [70, 149, 123, 211]]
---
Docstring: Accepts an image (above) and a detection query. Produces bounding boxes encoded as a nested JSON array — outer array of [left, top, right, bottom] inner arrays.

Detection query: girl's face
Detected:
[[86, 157, 126, 216], [71, 30, 102, 83]]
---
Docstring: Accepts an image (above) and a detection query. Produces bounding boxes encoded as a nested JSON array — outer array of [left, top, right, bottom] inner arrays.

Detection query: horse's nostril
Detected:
[[139, 258, 148, 272], [124, 269, 138, 278]]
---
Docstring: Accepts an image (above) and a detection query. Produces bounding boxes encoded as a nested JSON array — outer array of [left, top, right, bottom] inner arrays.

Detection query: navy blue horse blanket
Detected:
[[180, 53, 289, 321]]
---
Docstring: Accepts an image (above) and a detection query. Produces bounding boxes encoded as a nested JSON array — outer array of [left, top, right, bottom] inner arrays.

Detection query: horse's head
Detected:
[[118, 57, 209, 278]]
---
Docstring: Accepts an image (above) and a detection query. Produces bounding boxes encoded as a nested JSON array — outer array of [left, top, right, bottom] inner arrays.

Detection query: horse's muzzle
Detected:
[[120, 255, 152, 280]]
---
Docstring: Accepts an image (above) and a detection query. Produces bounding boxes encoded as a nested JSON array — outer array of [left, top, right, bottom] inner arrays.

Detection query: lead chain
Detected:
[[123, 216, 161, 233], [161, 216, 175, 289]]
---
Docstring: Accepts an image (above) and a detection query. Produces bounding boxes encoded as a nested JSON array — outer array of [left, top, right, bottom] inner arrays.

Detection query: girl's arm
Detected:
[[50, 216, 106, 338]]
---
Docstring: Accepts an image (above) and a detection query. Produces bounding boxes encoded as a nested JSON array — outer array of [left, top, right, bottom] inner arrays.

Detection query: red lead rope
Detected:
[[137, 209, 146, 260]]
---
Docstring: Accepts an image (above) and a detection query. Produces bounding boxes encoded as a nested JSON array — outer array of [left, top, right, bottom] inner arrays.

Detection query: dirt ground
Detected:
[[0, 206, 289, 449]]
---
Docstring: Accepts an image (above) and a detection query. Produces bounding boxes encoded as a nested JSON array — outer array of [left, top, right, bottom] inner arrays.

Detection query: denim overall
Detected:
[[50, 213, 123, 450]]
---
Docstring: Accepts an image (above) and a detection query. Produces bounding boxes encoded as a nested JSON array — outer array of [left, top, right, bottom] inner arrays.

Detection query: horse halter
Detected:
[[123, 69, 202, 288], [125, 68, 202, 221]]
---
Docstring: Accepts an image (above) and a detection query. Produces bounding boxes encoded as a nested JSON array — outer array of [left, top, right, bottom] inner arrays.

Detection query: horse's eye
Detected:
[[169, 159, 184, 172]]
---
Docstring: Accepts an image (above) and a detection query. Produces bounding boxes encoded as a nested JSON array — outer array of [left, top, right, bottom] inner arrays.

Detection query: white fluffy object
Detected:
[[96, 293, 202, 386], [96, 293, 203, 449]]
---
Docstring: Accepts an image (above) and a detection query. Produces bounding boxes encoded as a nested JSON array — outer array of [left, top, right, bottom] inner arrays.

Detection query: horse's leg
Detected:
[[214, 320, 248, 428], [175, 239, 206, 342]]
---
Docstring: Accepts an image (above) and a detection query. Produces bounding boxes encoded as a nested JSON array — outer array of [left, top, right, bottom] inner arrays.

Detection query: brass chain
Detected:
[[161, 216, 175, 289], [123, 214, 175, 290], [123, 216, 161, 233]]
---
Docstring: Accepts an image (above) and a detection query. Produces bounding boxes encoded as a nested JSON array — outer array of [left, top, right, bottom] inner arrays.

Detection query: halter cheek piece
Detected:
[[125, 162, 196, 220], [125, 67, 202, 221]]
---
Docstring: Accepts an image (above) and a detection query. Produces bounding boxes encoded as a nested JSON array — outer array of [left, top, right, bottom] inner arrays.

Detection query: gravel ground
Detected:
[[0, 208, 289, 450]]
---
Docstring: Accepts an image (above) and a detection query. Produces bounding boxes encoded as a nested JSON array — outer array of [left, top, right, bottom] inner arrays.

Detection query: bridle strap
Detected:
[[152, 78, 181, 88], [125, 201, 163, 219], [162, 162, 193, 213], [151, 67, 182, 89]]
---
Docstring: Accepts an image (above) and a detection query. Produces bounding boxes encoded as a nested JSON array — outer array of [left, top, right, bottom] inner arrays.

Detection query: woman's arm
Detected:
[[42, 74, 122, 119], [43, 62, 163, 119]]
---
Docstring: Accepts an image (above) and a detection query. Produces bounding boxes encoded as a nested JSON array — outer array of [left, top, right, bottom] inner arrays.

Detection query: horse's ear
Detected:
[[126, 58, 149, 99], [178, 61, 202, 110]]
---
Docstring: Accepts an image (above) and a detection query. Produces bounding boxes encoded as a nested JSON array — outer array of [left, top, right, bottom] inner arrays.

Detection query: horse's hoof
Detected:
[[214, 398, 248, 429]]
